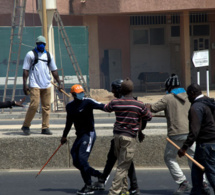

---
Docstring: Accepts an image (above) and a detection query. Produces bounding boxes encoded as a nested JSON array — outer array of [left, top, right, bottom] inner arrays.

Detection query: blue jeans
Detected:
[[71, 132, 101, 185], [190, 143, 215, 195]]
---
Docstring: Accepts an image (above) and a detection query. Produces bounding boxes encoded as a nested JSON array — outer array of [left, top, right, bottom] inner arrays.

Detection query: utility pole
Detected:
[[42, 0, 48, 51], [38, 0, 58, 111]]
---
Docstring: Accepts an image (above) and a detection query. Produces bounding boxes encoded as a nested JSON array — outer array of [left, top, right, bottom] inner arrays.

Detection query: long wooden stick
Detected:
[[51, 81, 70, 97], [166, 137, 205, 171], [35, 144, 62, 178]]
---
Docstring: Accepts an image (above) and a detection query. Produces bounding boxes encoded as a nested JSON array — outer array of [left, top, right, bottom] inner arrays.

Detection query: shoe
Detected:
[[92, 174, 110, 190], [92, 181, 105, 190], [41, 128, 52, 135], [129, 188, 140, 195], [173, 180, 192, 195], [201, 182, 211, 195], [77, 185, 94, 195], [120, 191, 130, 195], [21, 126, 30, 135]]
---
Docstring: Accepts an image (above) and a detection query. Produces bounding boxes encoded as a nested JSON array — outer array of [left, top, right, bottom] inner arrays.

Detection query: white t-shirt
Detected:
[[22, 50, 58, 89]]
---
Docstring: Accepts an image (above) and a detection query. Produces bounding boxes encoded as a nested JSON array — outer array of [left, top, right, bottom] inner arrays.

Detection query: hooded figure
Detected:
[[152, 74, 190, 136], [178, 83, 215, 194], [146, 74, 209, 194]]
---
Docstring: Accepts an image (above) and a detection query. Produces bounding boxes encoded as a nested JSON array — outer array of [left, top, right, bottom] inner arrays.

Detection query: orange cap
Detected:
[[70, 84, 84, 93]]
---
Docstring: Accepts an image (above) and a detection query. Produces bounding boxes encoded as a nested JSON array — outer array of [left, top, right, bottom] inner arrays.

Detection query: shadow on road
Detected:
[[141, 189, 176, 195], [40, 188, 78, 194]]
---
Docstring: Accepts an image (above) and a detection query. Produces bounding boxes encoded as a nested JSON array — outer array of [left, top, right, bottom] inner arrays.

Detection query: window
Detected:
[[150, 28, 165, 45], [171, 26, 180, 37], [133, 28, 165, 45], [193, 25, 209, 36], [130, 15, 166, 25], [133, 29, 148, 44], [190, 13, 208, 23]]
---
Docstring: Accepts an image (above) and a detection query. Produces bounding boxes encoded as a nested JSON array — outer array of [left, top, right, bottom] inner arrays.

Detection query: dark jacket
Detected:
[[62, 98, 105, 138], [182, 96, 215, 150], [0, 101, 15, 108]]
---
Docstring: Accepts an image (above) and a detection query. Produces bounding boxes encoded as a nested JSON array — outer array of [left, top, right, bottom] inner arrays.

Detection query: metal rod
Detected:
[[197, 69, 200, 85], [206, 69, 210, 97]]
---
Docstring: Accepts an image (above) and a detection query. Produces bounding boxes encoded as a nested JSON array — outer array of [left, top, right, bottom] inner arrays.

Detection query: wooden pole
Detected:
[[51, 81, 70, 97], [35, 144, 62, 178], [166, 137, 205, 171], [42, 0, 48, 51]]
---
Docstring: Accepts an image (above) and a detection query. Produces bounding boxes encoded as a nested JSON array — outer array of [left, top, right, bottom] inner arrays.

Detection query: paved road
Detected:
[[0, 168, 194, 195]]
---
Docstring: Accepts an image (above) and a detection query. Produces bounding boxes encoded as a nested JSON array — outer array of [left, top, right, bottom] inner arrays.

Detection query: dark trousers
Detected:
[[190, 143, 215, 195], [101, 139, 138, 190], [71, 132, 101, 185]]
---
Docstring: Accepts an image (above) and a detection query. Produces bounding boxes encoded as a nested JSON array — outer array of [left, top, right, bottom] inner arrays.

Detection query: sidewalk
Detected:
[[0, 123, 167, 137]]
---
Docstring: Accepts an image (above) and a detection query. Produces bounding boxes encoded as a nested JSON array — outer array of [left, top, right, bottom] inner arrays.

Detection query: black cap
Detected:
[[111, 79, 123, 90], [164, 74, 180, 91]]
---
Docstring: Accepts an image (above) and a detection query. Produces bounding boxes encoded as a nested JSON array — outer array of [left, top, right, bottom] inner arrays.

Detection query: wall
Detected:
[[98, 16, 130, 89], [0, 0, 13, 14], [0, 134, 189, 169], [2, 0, 215, 16], [209, 13, 215, 85], [83, 16, 100, 89], [70, 0, 215, 15], [1, 0, 71, 15], [130, 25, 171, 90], [25, 0, 70, 14]]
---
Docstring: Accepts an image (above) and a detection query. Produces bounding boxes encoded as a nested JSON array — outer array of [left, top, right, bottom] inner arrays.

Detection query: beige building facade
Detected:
[[1, 0, 215, 91]]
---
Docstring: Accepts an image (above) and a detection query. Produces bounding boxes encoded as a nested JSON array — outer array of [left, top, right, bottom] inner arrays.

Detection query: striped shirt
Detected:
[[104, 96, 152, 137]]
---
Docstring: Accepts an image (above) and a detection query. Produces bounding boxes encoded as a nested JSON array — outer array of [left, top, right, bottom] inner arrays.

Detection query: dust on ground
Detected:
[[90, 89, 215, 104], [90, 89, 165, 104]]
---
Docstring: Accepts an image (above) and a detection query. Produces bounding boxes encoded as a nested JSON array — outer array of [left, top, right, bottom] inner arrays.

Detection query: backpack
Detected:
[[31, 49, 51, 70]]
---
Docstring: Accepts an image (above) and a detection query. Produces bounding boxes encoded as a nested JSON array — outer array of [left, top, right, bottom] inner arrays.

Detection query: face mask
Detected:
[[37, 43, 45, 52], [76, 92, 85, 100]]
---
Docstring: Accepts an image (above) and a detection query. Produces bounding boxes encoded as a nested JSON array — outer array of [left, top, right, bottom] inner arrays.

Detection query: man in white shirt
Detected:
[[21, 35, 62, 135]]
